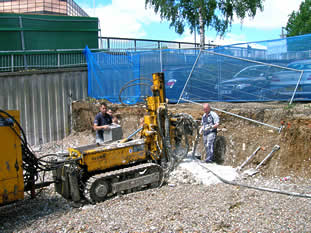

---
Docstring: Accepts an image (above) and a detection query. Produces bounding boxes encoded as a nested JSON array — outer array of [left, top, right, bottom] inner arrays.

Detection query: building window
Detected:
[[0, 0, 88, 16]]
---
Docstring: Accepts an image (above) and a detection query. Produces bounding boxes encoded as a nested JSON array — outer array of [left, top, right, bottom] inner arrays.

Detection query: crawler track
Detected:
[[84, 163, 163, 203]]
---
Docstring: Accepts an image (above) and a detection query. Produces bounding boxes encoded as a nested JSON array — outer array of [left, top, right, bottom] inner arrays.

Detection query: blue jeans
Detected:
[[203, 132, 216, 161], [95, 134, 105, 144]]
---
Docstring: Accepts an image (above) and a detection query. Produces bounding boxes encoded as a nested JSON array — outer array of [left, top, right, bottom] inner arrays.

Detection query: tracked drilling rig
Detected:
[[0, 72, 199, 206]]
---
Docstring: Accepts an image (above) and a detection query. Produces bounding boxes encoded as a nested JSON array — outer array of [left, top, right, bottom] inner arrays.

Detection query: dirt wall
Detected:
[[72, 101, 311, 178]]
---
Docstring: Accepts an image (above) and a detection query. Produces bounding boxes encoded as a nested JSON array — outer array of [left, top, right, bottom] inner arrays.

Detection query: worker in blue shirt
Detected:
[[93, 102, 112, 144], [200, 103, 220, 163]]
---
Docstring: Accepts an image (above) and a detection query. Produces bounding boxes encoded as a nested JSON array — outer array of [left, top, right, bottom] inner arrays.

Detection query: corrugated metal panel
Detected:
[[0, 68, 87, 145]]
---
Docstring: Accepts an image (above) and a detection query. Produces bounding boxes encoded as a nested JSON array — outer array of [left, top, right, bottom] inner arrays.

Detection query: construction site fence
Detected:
[[86, 33, 311, 103]]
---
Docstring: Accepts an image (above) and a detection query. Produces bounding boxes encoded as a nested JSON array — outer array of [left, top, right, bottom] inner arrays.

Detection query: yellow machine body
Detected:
[[141, 72, 167, 160], [60, 73, 170, 202], [0, 110, 24, 205], [54, 72, 197, 203], [69, 139, 147, 172], [0, 73, 197, 205], [68, 72, 168, 172]]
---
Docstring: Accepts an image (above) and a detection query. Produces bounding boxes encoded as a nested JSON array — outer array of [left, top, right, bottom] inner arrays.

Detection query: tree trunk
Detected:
[[199, 8, 205, 48]]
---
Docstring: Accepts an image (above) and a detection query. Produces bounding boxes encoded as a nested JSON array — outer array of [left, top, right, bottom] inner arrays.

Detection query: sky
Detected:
[[76, 0, 305, 46]]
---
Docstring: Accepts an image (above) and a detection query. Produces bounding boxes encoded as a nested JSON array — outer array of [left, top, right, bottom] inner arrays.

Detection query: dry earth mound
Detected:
[[72, 101, 311, 178]]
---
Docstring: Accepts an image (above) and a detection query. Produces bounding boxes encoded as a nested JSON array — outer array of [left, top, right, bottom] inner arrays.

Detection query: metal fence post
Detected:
[[160, 49, 163, 72], [58, 53, 60, 68], [290, 70, 304, 105], [177, 49, 202, 104], [19, 16, 28, 70], [11, 54, 14, 72]]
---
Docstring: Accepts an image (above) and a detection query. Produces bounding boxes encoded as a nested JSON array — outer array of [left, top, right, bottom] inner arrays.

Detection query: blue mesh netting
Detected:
[[83, 46, 143, 104], [84, 34, 311, 104]]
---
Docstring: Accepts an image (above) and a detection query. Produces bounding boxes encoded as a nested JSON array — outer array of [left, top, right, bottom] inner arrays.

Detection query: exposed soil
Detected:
[[1, 101, 311, 233], [72, 100, 311, 178]]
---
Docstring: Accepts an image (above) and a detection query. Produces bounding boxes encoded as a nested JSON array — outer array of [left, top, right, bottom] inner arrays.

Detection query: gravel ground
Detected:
[[1, 162, 311, 233], [1, 133, 311, 233]]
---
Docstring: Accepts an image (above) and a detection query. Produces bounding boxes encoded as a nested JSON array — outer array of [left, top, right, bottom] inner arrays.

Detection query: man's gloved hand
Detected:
[[199, 126, 204, 135], [199, 124, 212, 134]]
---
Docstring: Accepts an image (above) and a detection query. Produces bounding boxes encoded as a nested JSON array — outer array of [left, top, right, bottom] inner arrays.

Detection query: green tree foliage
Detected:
[[145, 0, 264, 48], [286, 0, 311, 37]]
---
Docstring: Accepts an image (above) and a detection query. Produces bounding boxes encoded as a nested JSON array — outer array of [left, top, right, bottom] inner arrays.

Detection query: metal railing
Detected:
[[0, 37, 216, 72], [0, 49, 90, 72], [99, 36, 216, 50]]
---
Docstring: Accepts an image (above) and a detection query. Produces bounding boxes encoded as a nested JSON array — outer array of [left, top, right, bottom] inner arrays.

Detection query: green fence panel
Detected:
[[0, 13, 98, 51]]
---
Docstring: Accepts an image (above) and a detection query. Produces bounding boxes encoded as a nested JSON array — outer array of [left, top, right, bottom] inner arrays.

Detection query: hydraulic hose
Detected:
[[156, 107, 173, 170], [157, 109, 199, 174], [194, 158, 311, 199], [0, 109, 39, 190], [118, 78, 153, 105], [0, 109, 70, 195]]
